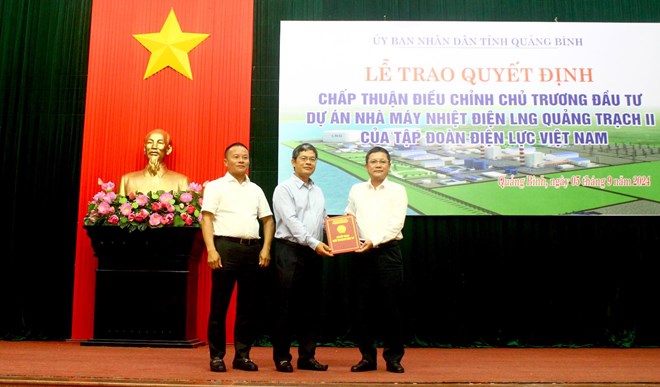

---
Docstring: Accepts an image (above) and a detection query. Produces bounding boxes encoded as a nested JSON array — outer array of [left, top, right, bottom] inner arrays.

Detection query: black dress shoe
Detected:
[[386, 361, 405, 373], [232, 358, 258, 371], [275, 360, 293, 372], [297, 358, 328, 371], [351, 359, 376, 372], [210, 357, 226, 372]]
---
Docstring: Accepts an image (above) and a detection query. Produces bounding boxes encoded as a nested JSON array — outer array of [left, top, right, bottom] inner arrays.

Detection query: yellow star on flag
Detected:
[[133, 9, 209, 80]]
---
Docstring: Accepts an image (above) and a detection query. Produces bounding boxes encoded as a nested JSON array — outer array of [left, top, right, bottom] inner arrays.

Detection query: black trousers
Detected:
[[207, 238, 261, 360], [353, 241, 405, 364], [272, 239, 324, 363]]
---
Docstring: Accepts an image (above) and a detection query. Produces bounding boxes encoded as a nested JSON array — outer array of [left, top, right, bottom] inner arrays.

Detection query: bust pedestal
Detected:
[[81, 226, 204, 348]]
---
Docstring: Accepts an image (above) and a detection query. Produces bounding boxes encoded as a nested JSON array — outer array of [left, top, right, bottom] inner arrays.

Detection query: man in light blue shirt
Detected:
[[271, 143, 334, 373]]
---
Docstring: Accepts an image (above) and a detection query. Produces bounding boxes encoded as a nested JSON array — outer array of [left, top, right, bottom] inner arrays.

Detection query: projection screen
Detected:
[[278, 21, 660, 215]]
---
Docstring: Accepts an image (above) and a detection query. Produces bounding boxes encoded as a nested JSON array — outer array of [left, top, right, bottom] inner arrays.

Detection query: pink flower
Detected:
[[135, 194, 149, 207], [119, 202, 133, 216], [161, 213, 174, 225], [188, 182, 203, 193], [92, 191, 105, 202], [164, 202, 175, 213], [151, 201, 162, 211], [102, 191, 116, 203], [179, 192, 193, 203], [181, 213, 194, 225], [98, 178, 115, 193], [138, 208, 150, 219], [97, 201, 114, 215], [149, 213, 162, 226], [159, 192, 174, 204], [107, 214, 119, 224], [131, 208, 149, 222]]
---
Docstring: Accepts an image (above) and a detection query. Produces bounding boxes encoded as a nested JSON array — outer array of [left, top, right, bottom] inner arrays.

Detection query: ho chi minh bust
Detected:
[[119, 129, 189, 196]]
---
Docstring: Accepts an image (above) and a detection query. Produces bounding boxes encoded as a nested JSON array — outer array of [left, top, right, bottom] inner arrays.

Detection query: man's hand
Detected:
[[315, 242, 334, 257], [258, 248, 271, 268], [207, 250, 222, 269], [355, 239, 373, 253]]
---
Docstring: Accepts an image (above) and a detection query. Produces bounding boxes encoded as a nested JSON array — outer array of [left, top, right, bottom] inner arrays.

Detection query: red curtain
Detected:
[[71, 0, 254, 342]]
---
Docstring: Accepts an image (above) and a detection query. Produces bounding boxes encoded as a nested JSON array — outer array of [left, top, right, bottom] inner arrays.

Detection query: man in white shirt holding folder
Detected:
[[345, 145, 408, 374]]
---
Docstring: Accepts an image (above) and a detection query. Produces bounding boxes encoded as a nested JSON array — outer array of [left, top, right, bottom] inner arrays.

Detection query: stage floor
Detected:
[[1, 341, 659, 386]]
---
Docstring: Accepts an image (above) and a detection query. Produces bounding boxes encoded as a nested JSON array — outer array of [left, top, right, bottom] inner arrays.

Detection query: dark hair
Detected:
[[224, 142, 248, 158], [292, 142, 318, 159], [365, 146, 390, 164]]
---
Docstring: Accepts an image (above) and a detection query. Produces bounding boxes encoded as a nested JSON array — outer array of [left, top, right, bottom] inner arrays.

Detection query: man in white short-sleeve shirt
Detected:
[[200, 142, 274, 373]]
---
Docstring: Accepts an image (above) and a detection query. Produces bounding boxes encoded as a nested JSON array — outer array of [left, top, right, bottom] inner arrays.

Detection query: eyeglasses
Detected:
[[298, 156, 317, 162], [368, 159, 389, 165]]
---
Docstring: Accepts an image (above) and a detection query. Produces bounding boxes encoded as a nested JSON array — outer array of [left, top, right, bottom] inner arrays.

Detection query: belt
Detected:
[[375, 239, 400, 249], [276, 238, 304, 248], [214, 235, 260, 246]]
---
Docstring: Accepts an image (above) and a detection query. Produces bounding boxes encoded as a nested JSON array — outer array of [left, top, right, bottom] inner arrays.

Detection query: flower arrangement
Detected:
[[84, 178, 204, 232]]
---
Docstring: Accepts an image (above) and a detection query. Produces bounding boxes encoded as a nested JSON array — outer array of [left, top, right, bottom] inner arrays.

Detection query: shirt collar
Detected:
[[224, 171, 250, 184], [368, 177, 389, 190], [293, 174, 314, 189]]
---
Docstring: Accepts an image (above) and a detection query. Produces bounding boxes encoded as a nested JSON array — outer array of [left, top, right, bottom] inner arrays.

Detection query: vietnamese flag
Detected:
[[71, 0, 254, 341]]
